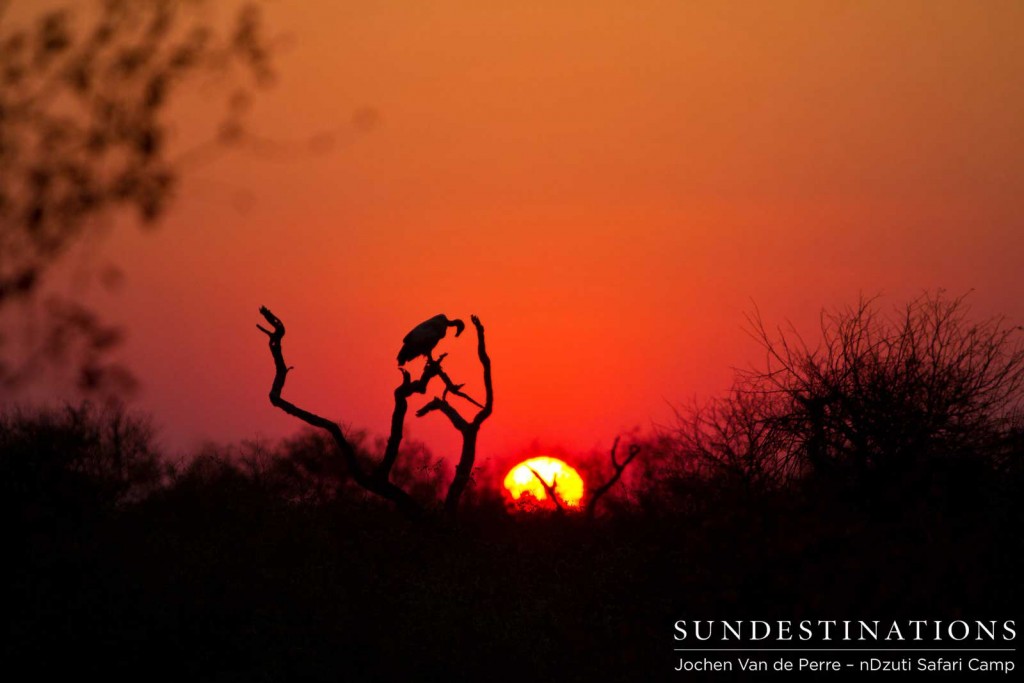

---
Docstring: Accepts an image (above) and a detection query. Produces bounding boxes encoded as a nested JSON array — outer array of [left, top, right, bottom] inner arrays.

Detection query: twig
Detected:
[[527, 466, 565, 513]]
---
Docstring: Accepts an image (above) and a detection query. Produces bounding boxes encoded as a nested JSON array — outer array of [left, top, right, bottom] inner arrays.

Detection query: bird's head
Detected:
[[449, 317, 465, 337]]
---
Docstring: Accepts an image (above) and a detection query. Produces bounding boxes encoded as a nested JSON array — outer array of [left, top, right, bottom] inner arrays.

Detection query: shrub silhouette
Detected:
[[0, 401, 163, 525], [659, 293, 1024, 506]]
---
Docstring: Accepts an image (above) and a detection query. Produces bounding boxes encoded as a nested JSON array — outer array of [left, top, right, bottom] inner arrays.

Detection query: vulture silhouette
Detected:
[[397, 314, 465, 365]]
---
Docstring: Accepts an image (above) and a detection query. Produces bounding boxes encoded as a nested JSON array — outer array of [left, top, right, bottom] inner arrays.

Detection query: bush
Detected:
[[657, 293, 1024, 503], [0, 402, 164, 525]]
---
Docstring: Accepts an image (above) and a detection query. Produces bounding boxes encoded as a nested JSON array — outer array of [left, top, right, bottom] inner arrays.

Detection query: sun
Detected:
[[503, 456, 585, 510]]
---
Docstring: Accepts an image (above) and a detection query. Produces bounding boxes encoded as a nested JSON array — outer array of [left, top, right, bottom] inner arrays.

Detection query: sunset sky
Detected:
[[36, 1, 1023, 473]]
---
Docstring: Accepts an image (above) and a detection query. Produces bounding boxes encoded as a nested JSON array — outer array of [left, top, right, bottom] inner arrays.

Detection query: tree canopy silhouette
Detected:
[[663, 292, 1024, 496]]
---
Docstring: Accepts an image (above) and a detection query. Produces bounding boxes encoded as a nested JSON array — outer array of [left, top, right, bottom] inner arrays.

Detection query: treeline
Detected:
[[1, 401, 461, 524], [3, 293, 1022, 681], [5, 294, 1023, 519]]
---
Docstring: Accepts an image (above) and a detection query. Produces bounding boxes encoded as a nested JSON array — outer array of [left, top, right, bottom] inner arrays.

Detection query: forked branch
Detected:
[[528, 466, 565, 514], [376, 357, 445, 481]]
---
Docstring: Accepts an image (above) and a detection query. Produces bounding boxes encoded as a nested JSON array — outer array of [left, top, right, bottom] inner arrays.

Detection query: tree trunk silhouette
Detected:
[[375, 358, 443, 481], [416, 315, 493, 519]]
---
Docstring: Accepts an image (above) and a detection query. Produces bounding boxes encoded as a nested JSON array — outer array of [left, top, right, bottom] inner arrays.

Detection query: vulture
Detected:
[[397, 314, 465, 365]]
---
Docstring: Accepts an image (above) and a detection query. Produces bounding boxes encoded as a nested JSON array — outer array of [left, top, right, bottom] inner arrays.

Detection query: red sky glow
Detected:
[[23, 1, 1022, 476]]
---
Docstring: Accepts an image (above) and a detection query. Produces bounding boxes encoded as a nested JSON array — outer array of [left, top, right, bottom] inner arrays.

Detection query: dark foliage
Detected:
[[655, 293, 1024, 502], [0, 401, 164, 527]]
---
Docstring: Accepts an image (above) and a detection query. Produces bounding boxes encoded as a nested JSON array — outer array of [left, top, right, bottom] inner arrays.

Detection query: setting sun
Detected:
[[504, 457, 585, 510]]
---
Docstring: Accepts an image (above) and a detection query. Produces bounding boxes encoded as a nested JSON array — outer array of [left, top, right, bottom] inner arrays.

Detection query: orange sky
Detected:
[[53, 1, 1024, 471]]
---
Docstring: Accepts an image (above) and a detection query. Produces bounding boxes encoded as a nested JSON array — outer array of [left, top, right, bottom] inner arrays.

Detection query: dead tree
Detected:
[[416, 315, 493, 518], [257, 307, 491, 519], [586, 436, 641, 518]]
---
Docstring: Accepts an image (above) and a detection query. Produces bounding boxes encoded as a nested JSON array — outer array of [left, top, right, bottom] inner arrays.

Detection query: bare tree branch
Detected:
[[472, 314, 495, 427], [527, 465, 565, 513], [416, 396, 470, 431], [375, 359, 443, 481], [434, 361, 485, 409], [257, 306, 423, 518]]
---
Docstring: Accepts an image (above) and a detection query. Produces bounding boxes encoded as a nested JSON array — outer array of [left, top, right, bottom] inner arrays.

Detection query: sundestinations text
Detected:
[[673, 620, 1016, 642]]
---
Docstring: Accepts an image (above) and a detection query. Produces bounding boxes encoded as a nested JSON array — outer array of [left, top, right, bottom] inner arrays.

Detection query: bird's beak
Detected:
[[453, 319, 465, 337]]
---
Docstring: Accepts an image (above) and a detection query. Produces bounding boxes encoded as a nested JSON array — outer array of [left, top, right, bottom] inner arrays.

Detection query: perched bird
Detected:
[[397, 314, 465, 365]]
